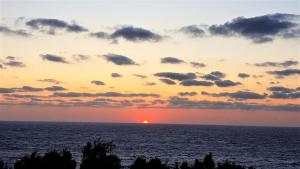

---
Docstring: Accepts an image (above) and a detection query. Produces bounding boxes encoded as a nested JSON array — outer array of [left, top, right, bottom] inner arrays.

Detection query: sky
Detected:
[[0, 0, 300, 127]]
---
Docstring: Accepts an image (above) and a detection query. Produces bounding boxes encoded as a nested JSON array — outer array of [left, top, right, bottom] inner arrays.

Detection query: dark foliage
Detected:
[[130, 157, 169, 169], [80, 139, 121, 169], [14, 150, 76, 169], [0, 161, 9, 169]]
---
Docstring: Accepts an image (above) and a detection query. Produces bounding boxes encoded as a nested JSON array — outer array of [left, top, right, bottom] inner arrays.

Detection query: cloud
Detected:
[[26, 18, 88, 35], [159, 78, 176, 85], [201, 71, 226, 81], [254, 60, 298, 67], [208, 13, 300, 43], [103, 54, 137, 65], [154, 72, 196, 81], [238, 73, 250, 79], [168, 96, 300, 112], [133, 74, 147, 79], [178, 91, 198, 96], [202, 91, 267, 100], [2, 56, 26, 68], [0, 88, 15, 93], [190, 62, 206, 68], [90, 26, 163, 42], [180, 80, 214, 86], [215, 80, 241, 87], [267, 86, 300, 99], [0, 26, 31, 37], [91, 80, 105, 85], [0, 64, 4, 69], [145, 82, 156, 86], [179, 25, 205, 37], [267, 69, 300, 77], [18, 86, 44, 92], [111, 73, 122, 78], [37, 79, 61, 84], [40, 54, 69, 63], [52, 92, 160, 98], [72, 54, 90, 62], [44, 86, 66, 91], [161, 57, 185, 64]]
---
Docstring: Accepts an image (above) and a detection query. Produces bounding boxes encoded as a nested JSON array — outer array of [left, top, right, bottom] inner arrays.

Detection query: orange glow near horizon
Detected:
[[143, 120, 149, 124]]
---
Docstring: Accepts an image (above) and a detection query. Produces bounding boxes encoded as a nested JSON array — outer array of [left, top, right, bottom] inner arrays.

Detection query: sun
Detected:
[[143, 120, 149, 124]]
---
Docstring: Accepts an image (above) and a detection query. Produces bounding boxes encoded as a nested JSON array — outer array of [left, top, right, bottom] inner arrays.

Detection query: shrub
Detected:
[[80, 139, 121, 169]]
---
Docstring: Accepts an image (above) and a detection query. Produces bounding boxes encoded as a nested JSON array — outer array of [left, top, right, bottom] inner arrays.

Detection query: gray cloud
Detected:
[[159, 78, 176, 85], [41, 54, 69, 63], [179, 25, 205, 37], [0, 88, 15, 93], [111, 73, 122, 78], [26, 18, 88, 35], [238, 73, 250, 79], [52, 92, 160, 98], [201, 71, 226, 81], [44, 86, 66, 91], [161, 57, 185, 64], [215, 80, 241, 87], [0, 26, 31, 37], [154, 72, 196, 81], [103, 54, 137, 65], [180, 80, 214, 86], [145, 82, 156, 86], [267, 69, 300, 77], [37, 79, 61, 84], [72, 54, 90, 62], [267, 86, 300, 99], [254, 60, 298, 67], [168, 96, 300, 112], [133, 74, 147, 79], [178, 91, 198, 96], [190, 62, 206, 68], [2, 56, 26, 68], [90, 26, 162, 42], [91, 80, 105, 85], [202, 91, 267, 100], [208, 13, 300, 43]]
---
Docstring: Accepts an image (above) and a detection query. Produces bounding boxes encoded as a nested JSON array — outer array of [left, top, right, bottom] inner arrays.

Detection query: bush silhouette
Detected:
[[14, 150, 76, 169], [203, 153, 215, 169], [80, 139, 121, 169], [130, 157, 170, 169], [0, 161, 9, 169]]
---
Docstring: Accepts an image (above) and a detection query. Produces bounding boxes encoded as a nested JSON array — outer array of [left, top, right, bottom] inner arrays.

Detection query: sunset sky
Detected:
[[0, 0, 299, 127]]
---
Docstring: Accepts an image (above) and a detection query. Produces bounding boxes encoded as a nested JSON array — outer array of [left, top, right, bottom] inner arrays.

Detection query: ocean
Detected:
[[0, 121, 299, 169]]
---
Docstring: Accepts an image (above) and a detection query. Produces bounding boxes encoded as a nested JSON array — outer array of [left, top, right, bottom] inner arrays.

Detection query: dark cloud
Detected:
[[190, 62, 206, 68], [90, 26, 162, 43], [267, 86, 300, 99], [0, 64, 4, 69], [154, 72, 196, 81], [159, 78, 176, 85], [161, 57, 185, 64], [37, 79, 61, 84], [254, 60, 298, 67], [44, 86, 66, 91], [133, 74, 147, 79], [201, 71, 226, 81], [145, 82, 156, 86], [202, 91, 267, 100], [18, 86, 44, 92], [91, 80, 105, 85], [179, 25, 205, 37], [103, 54, 137, 65], [0, 26, 31, 37], [208, 13, 300, 43], [267, 69, 300, 77], [26, 18, 88, 35], [238, 73, 250, 79], [110, 26, 162, 42], [52, 92, 160, 98], [0, 88, 15, 93], [111, 73, 122, 78], [40, 54, 69, 63], [72, 54, 90, 62], [2, 56, 26, 68], [215, 80, 241, 87], [178, 92, 198, 96], [180, 80, 214, 86], [168, 96, 300, 112]]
